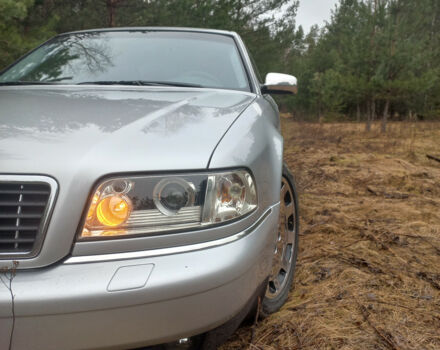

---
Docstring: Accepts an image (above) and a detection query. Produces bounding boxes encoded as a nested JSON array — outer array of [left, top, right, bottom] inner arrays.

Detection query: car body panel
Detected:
[[0, 86, 255, 269], [209, 98, 283, 208], [0, 86, 254, 175], [9, 204, 278, 350]]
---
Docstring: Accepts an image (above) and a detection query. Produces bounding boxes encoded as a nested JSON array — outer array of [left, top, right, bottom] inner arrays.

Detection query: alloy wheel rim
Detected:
[[266, 177, 296, 299]]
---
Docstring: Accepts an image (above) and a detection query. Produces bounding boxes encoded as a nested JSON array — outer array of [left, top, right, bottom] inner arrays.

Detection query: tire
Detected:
[[261, 163, 299, 316]]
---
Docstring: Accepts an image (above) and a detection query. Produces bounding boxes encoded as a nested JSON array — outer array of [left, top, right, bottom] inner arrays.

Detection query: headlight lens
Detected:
[[153, 178, 196, 216], [79, 170, 257, 239]]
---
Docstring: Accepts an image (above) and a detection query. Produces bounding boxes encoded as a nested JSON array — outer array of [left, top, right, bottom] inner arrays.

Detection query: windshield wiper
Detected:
[[0, 81, 62, 86], [76, 80, 203, 88], [43, 77, 73, 82]]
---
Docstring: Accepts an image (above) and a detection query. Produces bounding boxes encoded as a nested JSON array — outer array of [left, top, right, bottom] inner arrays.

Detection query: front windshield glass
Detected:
[[0, 31, 250, 91]]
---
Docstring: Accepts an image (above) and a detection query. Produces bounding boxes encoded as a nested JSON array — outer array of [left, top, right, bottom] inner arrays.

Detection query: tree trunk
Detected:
[[107, 0, 116, 27], [371, 98, 376, 121], [365, 101, 372, 132], [365, 98, 375, 132], [317, 96, 322, 122], [356, 103, 361, 122], [381, 99, 390, 133]]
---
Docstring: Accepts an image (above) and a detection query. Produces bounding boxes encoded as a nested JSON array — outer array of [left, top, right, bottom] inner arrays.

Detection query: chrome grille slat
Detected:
[[0, 177, 56, 258], [0, 213, 43, 219], [0, 226, 40, 231], [0, 190, 50, 195], [0, 201, 47, 206], [0, 238, 36, 243]]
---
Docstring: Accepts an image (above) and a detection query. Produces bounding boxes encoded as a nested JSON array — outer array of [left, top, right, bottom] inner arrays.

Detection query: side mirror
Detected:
[[261, 73, 298, 95]]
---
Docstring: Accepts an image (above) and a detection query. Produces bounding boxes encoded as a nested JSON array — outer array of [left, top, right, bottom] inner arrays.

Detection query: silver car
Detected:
[[0, 28, 299, 350]]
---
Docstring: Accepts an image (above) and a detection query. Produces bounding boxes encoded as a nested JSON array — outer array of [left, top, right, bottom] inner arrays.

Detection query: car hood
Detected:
[[0, 86, 255, 178]]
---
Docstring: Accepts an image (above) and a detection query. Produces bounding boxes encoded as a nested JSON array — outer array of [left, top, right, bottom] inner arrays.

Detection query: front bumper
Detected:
[[6, 204, 279, 350]]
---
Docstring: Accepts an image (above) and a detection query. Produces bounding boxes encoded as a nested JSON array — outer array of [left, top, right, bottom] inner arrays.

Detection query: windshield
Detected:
[[0, 31, 251, 91]]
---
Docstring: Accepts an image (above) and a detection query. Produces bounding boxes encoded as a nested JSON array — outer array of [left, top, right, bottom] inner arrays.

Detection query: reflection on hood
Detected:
[[0, 86, 255, 177]]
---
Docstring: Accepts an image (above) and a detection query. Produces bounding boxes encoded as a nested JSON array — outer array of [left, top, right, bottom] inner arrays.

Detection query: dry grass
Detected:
[[221, 121, 440, 350]]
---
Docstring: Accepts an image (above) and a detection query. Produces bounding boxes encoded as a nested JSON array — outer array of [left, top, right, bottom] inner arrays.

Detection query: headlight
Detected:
[[79, 170, 257, 239]]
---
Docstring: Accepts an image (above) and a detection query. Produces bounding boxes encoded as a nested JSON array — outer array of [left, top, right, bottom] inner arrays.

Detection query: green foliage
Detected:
[[0, 0, 439, 123], [285, 0, 440, 124], [0, 0, 33, 67], [0, 0, 58, 68]]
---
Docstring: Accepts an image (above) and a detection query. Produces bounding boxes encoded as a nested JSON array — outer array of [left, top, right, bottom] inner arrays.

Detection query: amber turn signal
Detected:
[[95, 195, 132, 227]]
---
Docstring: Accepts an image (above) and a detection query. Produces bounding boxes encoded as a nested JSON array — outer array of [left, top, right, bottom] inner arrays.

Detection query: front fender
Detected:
[[208, 99, 283, 211]]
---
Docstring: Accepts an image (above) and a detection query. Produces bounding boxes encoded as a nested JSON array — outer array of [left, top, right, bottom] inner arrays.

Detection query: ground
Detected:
[[221, 121, 440, 350]]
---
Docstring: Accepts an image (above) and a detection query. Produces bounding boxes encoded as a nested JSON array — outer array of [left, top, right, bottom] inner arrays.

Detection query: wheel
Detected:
[[261, 163, 299, 316]]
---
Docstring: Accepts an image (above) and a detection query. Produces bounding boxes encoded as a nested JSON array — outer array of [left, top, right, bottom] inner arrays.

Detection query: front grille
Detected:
[[0, 179, 54, 257]]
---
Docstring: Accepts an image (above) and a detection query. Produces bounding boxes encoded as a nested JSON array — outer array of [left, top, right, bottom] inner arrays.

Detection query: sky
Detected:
[[296, 0, 339, 33]]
